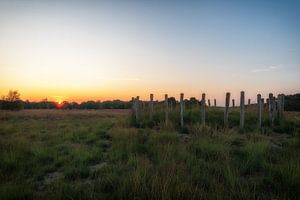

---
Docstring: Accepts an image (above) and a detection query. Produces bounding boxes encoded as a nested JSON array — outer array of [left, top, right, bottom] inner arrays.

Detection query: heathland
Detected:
[[0, 108, 299, 199]]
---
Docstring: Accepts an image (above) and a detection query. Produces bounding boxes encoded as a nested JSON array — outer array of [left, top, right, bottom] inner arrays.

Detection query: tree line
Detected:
[[0, 90, 133, 110], [284, 93, 300, 111], [0, 99, 133, 110], [1, 90, 300, 111]]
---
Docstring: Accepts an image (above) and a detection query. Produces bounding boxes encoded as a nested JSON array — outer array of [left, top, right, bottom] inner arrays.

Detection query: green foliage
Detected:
[[0, 100, 23, 111], [285, 93, 300, 111]]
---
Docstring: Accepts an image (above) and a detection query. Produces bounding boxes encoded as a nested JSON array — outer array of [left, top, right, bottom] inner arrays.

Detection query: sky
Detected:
[[0, 0, 299, 104]]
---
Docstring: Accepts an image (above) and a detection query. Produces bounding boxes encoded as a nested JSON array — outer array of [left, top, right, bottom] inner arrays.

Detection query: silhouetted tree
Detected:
[[0, 90, 23, 110], [2, 90, 20, 101], [168, 97, 177, 108], [187, 97, 199, 108], [285, 94, 300, 111]]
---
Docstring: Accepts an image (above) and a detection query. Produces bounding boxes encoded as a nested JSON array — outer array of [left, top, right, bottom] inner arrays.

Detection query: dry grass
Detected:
[[0, 109, 299, 199], [0, 109, 130, 120]]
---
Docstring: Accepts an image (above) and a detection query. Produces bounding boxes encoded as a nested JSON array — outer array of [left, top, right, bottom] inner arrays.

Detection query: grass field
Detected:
[[0, 109, 300, 200]]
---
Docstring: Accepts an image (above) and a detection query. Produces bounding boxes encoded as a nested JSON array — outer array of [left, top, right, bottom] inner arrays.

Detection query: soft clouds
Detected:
[[252, 65, 281, 73], [100, 78, 140, 81]]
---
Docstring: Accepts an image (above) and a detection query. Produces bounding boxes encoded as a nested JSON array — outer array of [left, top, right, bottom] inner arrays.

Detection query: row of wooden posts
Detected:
[[132, 92, 285, 129]]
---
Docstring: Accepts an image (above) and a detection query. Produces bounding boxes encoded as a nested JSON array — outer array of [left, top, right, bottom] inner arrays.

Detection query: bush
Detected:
[[0, 100, 23, 111]]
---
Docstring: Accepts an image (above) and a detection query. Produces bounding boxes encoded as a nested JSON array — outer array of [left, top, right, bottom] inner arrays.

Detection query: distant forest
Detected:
[[0, 93, 300, 111], [0, 99, 132, 110], [284, 93, 300, 111]]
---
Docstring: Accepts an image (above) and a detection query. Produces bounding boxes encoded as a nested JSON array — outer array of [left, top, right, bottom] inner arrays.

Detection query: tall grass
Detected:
[[0, 109, 299, 199], [132, 105, 300, 134]]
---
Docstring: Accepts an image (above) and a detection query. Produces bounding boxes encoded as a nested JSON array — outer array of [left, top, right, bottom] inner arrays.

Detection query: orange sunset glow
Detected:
[[55, 101, 64, 109], [0, 0, 299, 104]]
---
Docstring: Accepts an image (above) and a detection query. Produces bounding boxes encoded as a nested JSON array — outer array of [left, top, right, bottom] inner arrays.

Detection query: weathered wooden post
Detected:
[[278, 94, 285, 119], [232, 99, 235, 108], [269, 93, 274, 127], [282, 94, 285, 111], [165, 94, 168, 125], [135, 96, 140, 123], [214, 99, 217, 107], [248, 99, 251, 105], [150, 94, 154, 120], [275, 98, 278, 119], [240, 91, 245, 129], [224, 92, 230, 126], [180, 93, 184, 128], [281, 94, 285, 118], [257, 94, 262, 128], [272, 96, 277, 121], [131, 97, 135, 118], [131, 97, 135, 110], [201, 93, 206, 126], [142, 101, 145, 109], [208, 99, 211, 107], [277, 94, 282, 119]]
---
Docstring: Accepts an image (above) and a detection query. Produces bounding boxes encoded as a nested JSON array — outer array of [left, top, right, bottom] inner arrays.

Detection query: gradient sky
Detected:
[[0, 0, 299, 103]]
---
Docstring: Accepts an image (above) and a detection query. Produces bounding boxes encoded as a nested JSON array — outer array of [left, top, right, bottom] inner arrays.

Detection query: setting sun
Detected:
[[52, 96, 64, 104], [55, 101, 64, 109]]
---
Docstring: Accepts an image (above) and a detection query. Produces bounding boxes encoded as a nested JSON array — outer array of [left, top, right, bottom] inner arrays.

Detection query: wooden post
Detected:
[[214, 99, 217, 107], [201, 93, 206, 126], [248, 99, 251, 105], [269, 93, 274, 128], [257, 94, 262, 128], [277, 94, 282, 119], [135, 96, 140, 123], [131, 97, 135, 110], [165, 94, 168, 125], [281, 94, 285, 118], [272, 96, 277, 121], [232, 99, 235, 108], [277, 94, 284, 119], [282, 94, 285, 111], [240, 91, 245, 129], [275, 98, 278, 119], [131, 97, 135, 118], [150, 94, 154, 120], [180, 93, 184, 128], [208, 99, 211, 107], [224, 92, 230, 126]]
